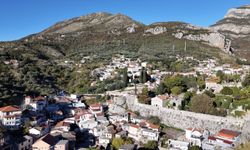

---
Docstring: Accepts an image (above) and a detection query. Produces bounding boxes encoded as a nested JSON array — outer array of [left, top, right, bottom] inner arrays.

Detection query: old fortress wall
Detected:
[[122, 94, 250, 141]]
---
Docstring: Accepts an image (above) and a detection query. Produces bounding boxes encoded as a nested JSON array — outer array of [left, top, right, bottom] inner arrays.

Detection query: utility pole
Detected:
[[184, 41, 187, 52]]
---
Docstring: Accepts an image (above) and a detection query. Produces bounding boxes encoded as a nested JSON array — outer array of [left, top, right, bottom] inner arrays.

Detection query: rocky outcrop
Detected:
[[225, 7, 250, 19], [210, 5, 250, 59], [212, 23, 250, 35], [145, 26, 167, 35], [173, 31, 233, 54], [211, 5, 250, 35]]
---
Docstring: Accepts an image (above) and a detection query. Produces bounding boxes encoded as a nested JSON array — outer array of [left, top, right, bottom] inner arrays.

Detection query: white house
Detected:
[[26, 96, 47, 111], [168, 139, 189, 150], [77, 119, 98, 131], [151, 95, 169, 107], [98, 137, 111, 148], [127, 124, 140, 141], [185, 128, 206, 147], [53, 120, 71, 133], [140, 128, 159, 143], [109, 113, 128, 124], [55, 140, 69, 150], [205, 80, 223, 94], [0, 105, 22, 130], [207, 129, 241, 149], [89, 103, 103, 115], [75, 110, 95, 123], [29, 126, 49, 137]]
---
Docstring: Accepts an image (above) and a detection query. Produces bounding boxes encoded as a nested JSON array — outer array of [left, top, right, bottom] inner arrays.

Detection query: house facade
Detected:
[[0, 106, 22, 130], [151, 95, 169, 107]]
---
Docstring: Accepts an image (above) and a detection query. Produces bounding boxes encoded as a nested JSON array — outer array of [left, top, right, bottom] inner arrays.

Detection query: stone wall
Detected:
[[122, 94, 250, 142]]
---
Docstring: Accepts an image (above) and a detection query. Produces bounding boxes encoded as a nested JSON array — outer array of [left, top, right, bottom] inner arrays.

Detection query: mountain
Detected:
[[211, 5, 250, 59], [41, 12, 142, 34], [0, 8, 248, 103]]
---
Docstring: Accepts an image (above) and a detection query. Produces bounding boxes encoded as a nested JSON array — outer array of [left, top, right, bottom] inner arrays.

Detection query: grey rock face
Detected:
[[211, 6, 250, 35], [225, 7, 250, 19], [145, 26, 167, 35], [172, 31, 233, 54]]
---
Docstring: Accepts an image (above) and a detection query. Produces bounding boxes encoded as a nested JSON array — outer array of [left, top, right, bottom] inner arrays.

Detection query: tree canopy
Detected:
[[190, 94, 214, 114]]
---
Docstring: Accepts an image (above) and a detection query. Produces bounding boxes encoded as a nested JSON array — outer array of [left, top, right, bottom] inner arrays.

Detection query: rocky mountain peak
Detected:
[[210, 5, 250, 36], [40, 12, 142, 35], [225, 5, 250, 19], [210, 4, 250, 59]]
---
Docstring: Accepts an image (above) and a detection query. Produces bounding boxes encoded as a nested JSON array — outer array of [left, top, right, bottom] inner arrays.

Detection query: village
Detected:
[[0, 54, 250, 150]]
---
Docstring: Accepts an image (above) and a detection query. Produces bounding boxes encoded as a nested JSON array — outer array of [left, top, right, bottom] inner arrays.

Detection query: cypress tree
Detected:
[[123, 67, 129, 87]]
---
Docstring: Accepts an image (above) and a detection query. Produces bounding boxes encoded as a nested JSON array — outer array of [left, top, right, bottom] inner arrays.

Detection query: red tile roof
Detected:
[[34, 96, 45, 101], [130, 124, 140, 129], [90, 103, 101, 108], [208, 136, 216, 141], [217, 129, 241, 139], [0, 105, 20, 112], [186, 127, 204, 133], [158, 95, 169, 100], [146, 121, 160, 129], [208, 136, 233, 145], [55, 120, 71, 128]]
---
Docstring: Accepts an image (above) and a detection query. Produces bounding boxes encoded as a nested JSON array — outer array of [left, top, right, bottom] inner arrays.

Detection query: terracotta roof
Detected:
[[208, 136, 216, 141], [96, 112, 104, 117], [208, 136, 233, 145], [55, 121, 71, 128], [130, 124, 140, 129], [156, 95, 169, 101], [90, 103, 101, 108], [186, 127, 204, 133], [34, 96, 45, 101], [0, 105, 20, 112], [217, 129, 241, 139], [146, 121, 160, 129], [139, 121, 147, 127], [206, 77, 220, 83], [106, 100, 113, 104]]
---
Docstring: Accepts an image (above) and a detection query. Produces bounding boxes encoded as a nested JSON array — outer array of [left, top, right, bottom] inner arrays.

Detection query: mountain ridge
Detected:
[[0, 6, 249, 101]]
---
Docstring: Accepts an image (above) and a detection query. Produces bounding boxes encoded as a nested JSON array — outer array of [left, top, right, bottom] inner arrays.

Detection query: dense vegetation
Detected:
[[0, 13, 236, 106]]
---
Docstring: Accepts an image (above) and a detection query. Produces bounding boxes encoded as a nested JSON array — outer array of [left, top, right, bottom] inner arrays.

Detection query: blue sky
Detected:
[[0, 0, 249, 41]]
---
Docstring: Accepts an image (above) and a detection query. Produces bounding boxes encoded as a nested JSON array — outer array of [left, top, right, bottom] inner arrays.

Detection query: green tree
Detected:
[[156, 82, 166, 95], [221, 87, 233, 95], [243, 74, 250, 87], [144, 140, 158, 150], [111, 137, 133, 150], [197, 77, 205, 90], [140, 67, 148, 83], [171, 86, 182, 96], [190, 94, 214, 114], [204, 90, 215, 98], [216, 70, 225, 83], [123, 67, 129, 87], [164, 75, 185, 93], [112, 138, 125, 150], [138, 87, 150, 104], [181, 91, 193, 110], [148, 116, 161, 125], [189, 145, 201, 150]]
